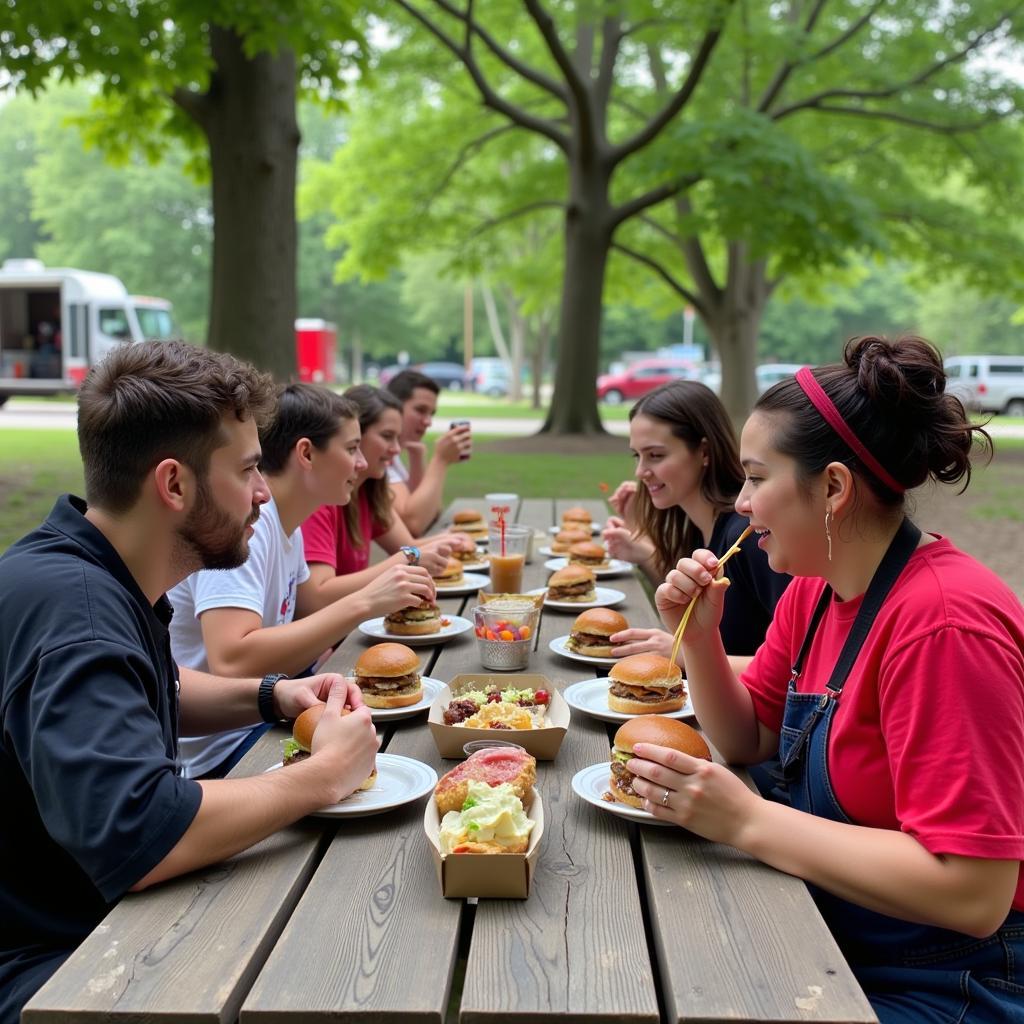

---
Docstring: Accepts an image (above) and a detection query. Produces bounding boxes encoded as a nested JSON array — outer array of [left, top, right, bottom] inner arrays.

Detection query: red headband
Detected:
[[794, 367, 905, 494]]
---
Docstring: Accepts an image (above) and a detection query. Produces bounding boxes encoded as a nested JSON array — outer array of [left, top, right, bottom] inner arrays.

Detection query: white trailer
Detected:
[[0, 258, 176, 406]]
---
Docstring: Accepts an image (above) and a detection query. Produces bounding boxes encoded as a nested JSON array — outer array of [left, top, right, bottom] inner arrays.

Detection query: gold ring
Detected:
[[661, 788, 671, 806]]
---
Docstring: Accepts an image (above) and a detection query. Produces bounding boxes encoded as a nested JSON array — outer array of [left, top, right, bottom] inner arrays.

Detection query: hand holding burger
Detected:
[[608, 715, 709, 809], [282, 678, 380, 805]]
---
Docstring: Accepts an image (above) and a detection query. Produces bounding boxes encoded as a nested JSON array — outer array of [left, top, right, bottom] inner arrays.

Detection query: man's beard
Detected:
[[178, 477, 258, 571]]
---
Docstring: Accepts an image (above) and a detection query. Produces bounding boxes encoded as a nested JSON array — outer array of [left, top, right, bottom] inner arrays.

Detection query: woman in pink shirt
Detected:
[[631, 335, 1024, 1023], [299, 385, 456, 611]]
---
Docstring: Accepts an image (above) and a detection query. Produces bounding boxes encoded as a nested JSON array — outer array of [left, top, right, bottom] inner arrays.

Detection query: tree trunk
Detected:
[[707, 246, 770, 428], [202, 26, 299, 379], [351, 327, 363, 384], [530, 316, 551, 409], [541, 178, 612, 434]]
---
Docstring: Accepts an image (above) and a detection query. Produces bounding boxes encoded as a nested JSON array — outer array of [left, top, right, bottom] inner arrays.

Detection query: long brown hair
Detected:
[[630, 380, 744, 577], [343, 384, 402, 547]]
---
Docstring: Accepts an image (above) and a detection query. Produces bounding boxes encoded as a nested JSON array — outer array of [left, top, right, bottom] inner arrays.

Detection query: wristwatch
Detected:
[[400, 545, 420, 566], [258, 673, 289, 723]]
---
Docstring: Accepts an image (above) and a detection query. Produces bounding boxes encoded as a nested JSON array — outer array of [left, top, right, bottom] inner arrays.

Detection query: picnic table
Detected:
[[25, 499, 878, 1024]]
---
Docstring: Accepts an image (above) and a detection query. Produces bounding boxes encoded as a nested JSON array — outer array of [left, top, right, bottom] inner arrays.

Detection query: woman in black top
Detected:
[[605, 380, 789, 668]]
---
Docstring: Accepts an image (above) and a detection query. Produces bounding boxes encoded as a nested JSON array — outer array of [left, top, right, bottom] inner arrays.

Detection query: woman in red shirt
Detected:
[[629, 335, 1024, 1023], [299, 386, 457, 610]]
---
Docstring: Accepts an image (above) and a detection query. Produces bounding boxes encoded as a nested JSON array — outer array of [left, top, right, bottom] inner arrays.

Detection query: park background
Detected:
[[1, 1, 1023, 592]]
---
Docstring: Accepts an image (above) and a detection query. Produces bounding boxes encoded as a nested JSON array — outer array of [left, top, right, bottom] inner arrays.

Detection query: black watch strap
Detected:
[[258, 673, 289, 723]]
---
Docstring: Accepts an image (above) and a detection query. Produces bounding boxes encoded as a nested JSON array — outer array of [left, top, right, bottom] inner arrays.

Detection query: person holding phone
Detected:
[[385, 370, 472, 534]]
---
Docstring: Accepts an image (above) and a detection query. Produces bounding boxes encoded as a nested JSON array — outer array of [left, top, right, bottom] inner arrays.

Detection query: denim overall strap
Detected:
[[776, 522, 1024, 1021]]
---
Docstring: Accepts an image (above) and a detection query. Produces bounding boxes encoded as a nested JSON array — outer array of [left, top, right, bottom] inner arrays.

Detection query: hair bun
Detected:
[[845, 334, 945, 412]]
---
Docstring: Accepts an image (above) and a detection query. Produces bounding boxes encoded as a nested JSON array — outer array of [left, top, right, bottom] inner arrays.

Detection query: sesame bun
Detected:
[[355, 642, 421, 678], [561, 506, 592, 524], [566, 607, 629, 657], [433, 557, 465, 583], [607, 654, 686, 714], [571, 607, 628, 636], [608, 715, 709, 808], [384, 600, 442, 636], [355, 642, 423, 708]]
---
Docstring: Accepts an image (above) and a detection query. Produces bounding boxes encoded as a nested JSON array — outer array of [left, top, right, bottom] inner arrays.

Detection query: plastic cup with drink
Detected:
[[488, 511, 531, 594]]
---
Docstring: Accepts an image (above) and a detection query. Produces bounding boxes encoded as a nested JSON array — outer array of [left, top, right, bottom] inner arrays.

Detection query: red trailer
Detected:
[[295, 319, 337, 384]]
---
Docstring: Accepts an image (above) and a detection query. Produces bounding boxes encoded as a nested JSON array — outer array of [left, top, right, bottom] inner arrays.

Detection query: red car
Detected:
[[596, 359, 700, 404]]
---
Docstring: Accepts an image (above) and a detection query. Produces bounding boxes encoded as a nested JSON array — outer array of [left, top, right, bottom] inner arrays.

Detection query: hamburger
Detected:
[[384, 599, 442, 636], [607, 653, 686, 714], [354, 642, 423, 708], [433, 557, 465, 586], [568, 540, 610, 569], [550, 528, 591, 554], [608, 715, 710, 808], [561, 506, 592, 530], [566, 607, 628, 658], [450, 534, 481, 562], [451, 508, 487, 538], [282, 704, 378, 791], [547, 563, 597, 603]]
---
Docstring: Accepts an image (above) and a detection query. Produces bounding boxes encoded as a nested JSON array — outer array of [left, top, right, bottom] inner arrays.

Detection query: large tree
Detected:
[[352, 0, 1024, 429], [1, 1, 365, 377]]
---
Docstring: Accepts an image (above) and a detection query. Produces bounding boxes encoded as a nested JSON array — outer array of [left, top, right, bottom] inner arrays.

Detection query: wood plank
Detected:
[[641, 830, 877, 1023], [24, 728, 327, 1024], [425, 501, 659, 1023]]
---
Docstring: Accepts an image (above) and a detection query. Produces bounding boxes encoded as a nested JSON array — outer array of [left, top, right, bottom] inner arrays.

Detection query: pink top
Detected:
[[300, 490, 389, 574], [742, 537, 1024, 910]]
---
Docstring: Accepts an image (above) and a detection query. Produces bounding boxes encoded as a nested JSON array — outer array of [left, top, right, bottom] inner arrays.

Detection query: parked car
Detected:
[[944, 355, 1024, 416], [472, 357, 511, 397], [699, 362, 803, 396], [408, 361, 476, 391], [596, 359, 699, 404]]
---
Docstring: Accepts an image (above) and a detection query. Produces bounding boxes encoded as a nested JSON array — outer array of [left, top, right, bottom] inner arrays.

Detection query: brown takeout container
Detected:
[[428, 675, 570, 760], [424, 787, 544, 899]]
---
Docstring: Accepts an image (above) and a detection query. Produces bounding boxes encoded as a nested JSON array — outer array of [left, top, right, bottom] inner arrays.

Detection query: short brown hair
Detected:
[[259, 383, 358, 474], [78, 341, 276, 513], [387, 369, 440, 402]]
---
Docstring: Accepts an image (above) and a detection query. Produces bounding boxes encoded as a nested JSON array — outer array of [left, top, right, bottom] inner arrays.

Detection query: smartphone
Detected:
[[450, 420, 471, 461]]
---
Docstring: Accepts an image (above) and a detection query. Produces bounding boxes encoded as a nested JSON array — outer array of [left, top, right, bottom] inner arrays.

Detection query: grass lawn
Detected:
[[0, 431, 635, 553], [3, 427, 1021, 554]]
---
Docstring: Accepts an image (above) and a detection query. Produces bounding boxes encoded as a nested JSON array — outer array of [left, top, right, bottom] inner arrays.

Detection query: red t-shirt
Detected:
[[300, 490, 389, 574], [742, 537, 1024, 911]]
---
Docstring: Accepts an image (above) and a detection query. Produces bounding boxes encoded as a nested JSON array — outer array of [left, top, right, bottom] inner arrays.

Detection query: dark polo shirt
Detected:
[[0, 496, 202, 1023]]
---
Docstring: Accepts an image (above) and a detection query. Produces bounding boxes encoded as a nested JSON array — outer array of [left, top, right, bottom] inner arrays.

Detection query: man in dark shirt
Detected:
[[0, 342, 379, 1024]]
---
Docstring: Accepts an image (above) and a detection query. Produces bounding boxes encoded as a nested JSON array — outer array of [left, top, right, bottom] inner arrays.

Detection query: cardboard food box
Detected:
[[428, 675, 570, 760], [424, 787, 544, 899]]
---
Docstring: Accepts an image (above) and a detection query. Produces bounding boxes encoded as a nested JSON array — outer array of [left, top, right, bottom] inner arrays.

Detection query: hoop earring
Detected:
[[824, 507, 833, 562]]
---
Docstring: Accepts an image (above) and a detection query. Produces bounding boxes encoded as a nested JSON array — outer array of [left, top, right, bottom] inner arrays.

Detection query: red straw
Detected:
[[491, 505, 509, 557]]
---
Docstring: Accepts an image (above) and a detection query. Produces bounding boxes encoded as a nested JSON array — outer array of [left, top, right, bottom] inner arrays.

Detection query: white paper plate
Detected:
[[571, 762, 674, 826], [563, 677, 694, 723], [432, 572, 490, 595], [548, 634, 619, 667], [526, 586, 625, 610], [265, 753, 438, 819], [548, 523, 601, 536], [365, 677, 445, 722], [358, 615, 473, 646], [543, 557, 634, 578]]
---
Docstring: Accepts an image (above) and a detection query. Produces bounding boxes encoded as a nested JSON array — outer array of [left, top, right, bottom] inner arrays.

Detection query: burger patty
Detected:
[[549, 581, 594, 598], [357, 672, 421, 694], [570, 556, 608, 567], [609, 682, 684, 701], [610, 760, 637, 797], [570, 630, 615, 647], [385, 607, 439, 624], [283, 749, 310, 766]]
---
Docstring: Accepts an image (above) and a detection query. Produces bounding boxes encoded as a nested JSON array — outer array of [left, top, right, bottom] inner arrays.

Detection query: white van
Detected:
[[944, 355, 1024, 416], [0, 258, 176, 406]]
